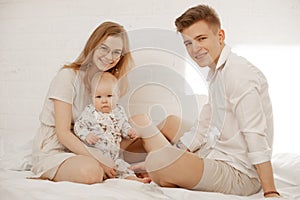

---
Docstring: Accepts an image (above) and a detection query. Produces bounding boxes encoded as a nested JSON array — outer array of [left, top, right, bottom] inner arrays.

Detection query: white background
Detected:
[[0, 0, 299, 154]]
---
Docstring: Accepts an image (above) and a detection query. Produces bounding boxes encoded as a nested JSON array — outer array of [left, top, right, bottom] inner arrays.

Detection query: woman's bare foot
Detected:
[[125, 176, 151, 183]]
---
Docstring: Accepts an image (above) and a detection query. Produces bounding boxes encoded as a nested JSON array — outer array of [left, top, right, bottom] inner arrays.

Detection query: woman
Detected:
[[31, 21, 134, 184]]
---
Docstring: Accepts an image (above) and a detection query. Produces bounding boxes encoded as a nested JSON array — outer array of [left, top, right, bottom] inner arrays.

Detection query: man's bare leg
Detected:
[[130, 114, 203, 189]]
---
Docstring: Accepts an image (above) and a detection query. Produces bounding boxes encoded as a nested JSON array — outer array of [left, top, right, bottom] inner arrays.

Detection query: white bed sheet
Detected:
[[0, 166, 299, 200], [0, 140, 299, 200], [1, 160, 299, 199]]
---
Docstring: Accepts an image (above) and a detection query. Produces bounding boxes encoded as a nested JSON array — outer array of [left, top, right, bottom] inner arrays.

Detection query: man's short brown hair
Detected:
[[175, 5, 221, 33]]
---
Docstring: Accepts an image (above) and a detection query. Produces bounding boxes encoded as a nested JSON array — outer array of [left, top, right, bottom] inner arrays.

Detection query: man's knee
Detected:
[[130, 114, 151, 127], [145, 147, 181, 187]]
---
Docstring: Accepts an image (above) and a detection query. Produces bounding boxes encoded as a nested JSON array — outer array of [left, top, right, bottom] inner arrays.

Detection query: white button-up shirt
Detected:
[[185, 45, 273, 178]]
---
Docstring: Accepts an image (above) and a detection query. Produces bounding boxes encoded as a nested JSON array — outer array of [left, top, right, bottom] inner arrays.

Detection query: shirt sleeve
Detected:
[[223, 58, 272, 165], [47, 68, 76, 104], [235, 88, 272, 164]]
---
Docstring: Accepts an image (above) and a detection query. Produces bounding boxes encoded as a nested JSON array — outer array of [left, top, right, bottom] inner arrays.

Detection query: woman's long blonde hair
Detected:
[[63, 21, 133, 95]]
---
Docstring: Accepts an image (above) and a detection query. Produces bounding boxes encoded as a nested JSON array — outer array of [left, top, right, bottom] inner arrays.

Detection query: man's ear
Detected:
[[218, 29, 225, 45]]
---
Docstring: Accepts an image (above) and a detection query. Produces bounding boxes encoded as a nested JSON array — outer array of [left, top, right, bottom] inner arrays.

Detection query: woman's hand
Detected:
[[100, 163, 117, 179]]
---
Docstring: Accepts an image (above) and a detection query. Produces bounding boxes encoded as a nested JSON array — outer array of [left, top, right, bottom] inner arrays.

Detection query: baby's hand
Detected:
[[85, 132, 99, 145], [128, 128, 137, 140]]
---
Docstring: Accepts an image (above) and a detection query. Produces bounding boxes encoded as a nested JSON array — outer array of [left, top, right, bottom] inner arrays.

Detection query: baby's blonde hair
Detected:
[[90, 72, 118, 97]]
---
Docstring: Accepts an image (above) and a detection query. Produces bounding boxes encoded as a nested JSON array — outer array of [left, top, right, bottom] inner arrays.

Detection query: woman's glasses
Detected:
[[97, 44, 123, 60]]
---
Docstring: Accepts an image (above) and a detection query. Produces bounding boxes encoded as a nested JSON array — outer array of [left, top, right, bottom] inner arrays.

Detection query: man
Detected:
[[131, 4, 280, 198]]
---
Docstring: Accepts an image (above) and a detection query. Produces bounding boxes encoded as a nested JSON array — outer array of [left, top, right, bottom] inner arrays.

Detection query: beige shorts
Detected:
[[192, 159, 261, 196]]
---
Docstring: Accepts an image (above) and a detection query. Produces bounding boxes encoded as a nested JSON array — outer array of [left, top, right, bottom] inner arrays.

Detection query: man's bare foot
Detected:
[[125, 176, 151, 183], [129, 161, 150, 178]]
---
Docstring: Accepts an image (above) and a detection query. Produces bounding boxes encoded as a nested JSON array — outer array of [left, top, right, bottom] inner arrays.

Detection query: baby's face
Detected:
[[93, 80, 118, 113]]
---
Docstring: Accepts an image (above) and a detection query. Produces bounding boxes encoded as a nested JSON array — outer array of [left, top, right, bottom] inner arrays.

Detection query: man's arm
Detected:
[[255, 161, 280, 197]]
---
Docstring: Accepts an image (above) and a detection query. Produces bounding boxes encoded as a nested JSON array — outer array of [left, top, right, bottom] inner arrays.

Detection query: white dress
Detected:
[[31, 68, 91, 179]]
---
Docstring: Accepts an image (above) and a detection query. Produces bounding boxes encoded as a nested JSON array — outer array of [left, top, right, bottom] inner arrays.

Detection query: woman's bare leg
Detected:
[[52, 155, 104, 184], [130, 114, 204, 189]]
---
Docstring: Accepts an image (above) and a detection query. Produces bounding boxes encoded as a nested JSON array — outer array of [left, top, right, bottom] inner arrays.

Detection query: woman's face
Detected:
[[93, 36, 123, 71]]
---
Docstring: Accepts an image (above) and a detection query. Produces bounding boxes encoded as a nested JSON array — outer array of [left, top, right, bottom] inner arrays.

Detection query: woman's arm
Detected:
[[255, 161, 280, 198], [54, 99, 92, 156]]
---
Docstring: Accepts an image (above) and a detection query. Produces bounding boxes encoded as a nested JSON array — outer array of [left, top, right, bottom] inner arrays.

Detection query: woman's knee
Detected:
[[55, 156, 104, 184], [77, 159, 104, 184]]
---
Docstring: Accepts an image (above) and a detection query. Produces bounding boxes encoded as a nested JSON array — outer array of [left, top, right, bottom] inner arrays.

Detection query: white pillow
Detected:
[[272, 153, 300, 186]]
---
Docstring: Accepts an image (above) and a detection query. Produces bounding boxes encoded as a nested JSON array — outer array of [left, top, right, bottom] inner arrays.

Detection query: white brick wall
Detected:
[[0, 0, 299, 153]]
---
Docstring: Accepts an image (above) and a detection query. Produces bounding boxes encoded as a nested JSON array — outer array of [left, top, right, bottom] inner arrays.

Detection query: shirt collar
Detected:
[[216, 44, 231, 70], [207, 44, 231, 81]]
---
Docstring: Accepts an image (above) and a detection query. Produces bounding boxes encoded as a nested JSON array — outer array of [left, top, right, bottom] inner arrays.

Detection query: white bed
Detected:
[[1, 70, 299, 200], [1, 86, 300, 200], [0, 136, 299, 200]]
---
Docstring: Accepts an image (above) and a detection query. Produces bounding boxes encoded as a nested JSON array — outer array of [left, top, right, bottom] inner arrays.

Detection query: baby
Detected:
[[74, 72, 150, 183]]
